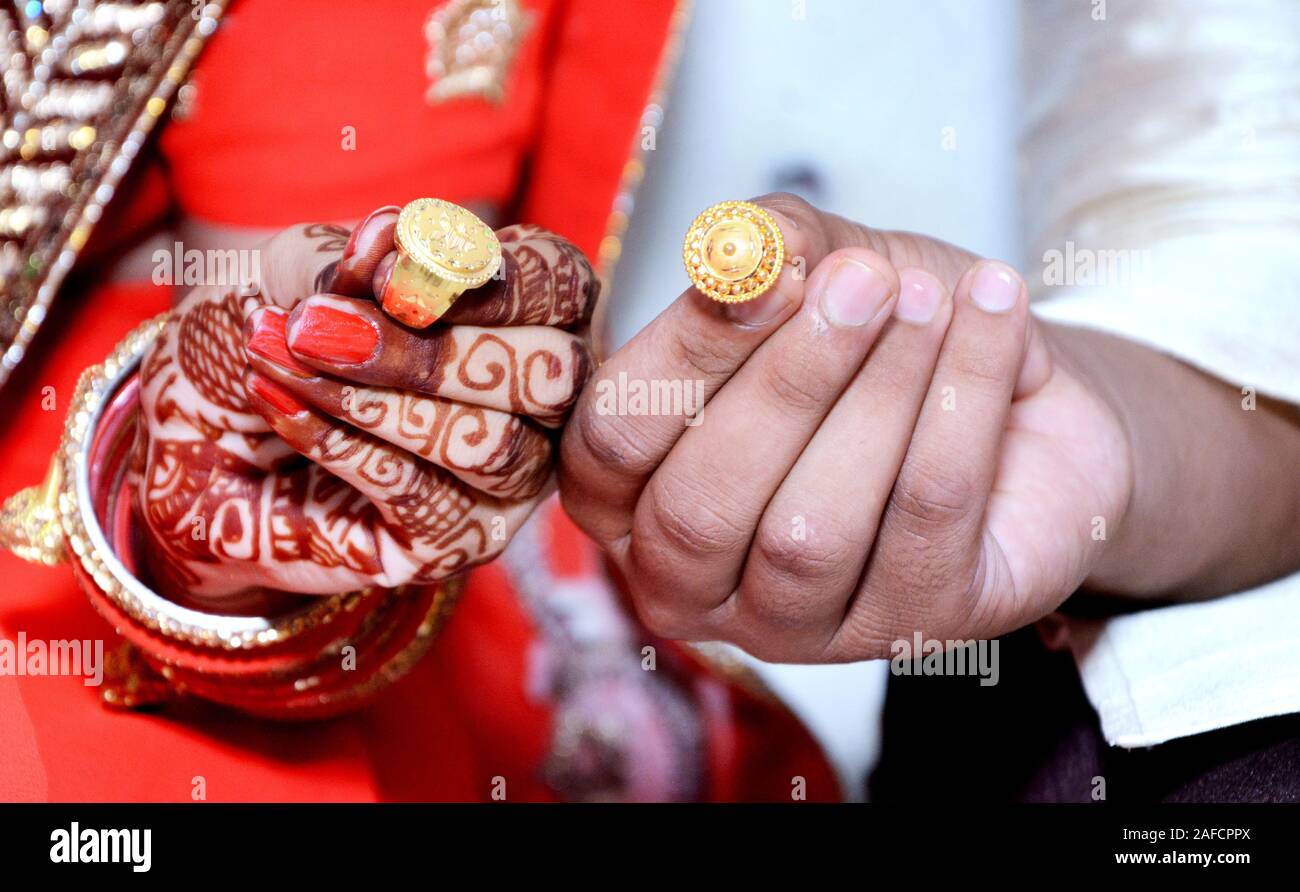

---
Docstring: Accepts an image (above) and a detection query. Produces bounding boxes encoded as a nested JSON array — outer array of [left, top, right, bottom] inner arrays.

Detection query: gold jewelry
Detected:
[[43, 315, 370, 650], [0, 314, 465, 716], [0, 456, 64, 566], [683, 200, 785, 303], [380, 197, 502, 328]]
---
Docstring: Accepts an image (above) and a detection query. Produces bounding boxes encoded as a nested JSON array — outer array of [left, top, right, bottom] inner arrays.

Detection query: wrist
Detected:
[[1044, 321, 1300, 600], [1037, 323, 1143, 594]]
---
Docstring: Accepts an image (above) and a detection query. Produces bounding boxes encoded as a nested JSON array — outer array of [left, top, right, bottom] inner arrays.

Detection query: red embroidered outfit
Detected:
[[0, 0, 838, 801]]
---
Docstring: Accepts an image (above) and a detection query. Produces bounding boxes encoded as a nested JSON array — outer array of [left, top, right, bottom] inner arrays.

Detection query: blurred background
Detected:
[[609, 0, 1022, 797]]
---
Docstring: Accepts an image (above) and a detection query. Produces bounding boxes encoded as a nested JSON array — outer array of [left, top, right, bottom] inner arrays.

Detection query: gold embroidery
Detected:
[[0, 0, 228, 390], [424, 0, 532, 105]]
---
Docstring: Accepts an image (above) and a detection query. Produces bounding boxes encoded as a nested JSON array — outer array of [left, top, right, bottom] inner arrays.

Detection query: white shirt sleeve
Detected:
[[1021, 0, 1300, 746]]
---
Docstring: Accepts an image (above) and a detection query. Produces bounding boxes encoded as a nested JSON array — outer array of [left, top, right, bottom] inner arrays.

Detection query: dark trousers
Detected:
[[869, 628, 1300, 802]]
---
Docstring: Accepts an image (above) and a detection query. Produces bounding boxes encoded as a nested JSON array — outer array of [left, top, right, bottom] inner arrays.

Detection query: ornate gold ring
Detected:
[[380, 197, 502, 328], [683, 200, 786, 303]]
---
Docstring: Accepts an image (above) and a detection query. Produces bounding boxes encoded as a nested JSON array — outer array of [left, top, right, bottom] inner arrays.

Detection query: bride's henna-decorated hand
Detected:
[[136, 208, 596, 600]]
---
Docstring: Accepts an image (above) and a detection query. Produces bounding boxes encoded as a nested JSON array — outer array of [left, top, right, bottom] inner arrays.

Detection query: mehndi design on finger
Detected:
[[246, 310, 553, 499], [440, 224, 599, 328]]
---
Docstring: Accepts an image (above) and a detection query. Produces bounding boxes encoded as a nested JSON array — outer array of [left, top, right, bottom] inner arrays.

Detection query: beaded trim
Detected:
[[0, 0, 228, 389]]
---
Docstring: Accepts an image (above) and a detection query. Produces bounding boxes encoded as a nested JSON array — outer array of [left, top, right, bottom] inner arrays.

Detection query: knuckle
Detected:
[[751, 522, 853, 590], [948, 348, 1016, 392], [563, 402, 659, 482], [879, 230, 971, 279], [758, 357, 824, 414], [726, 628, 783, 662], [637, 477, 748, 559], [752, 192, 826, 258], [755, 191, 817, 227], [841, 531, 997, 658], [886, 462, 977, 535], [568, 337, 595, 389], [481, 531, 511, 562], [501, 228, 598, 326], [671, 330, 737, 381], [733, 588, 819, 642], [839, 569, 951, 657], [495, 223, 542, 243], [486, 421, 551, 498], [823, 608, 905, 662], [722, 616, 826, 663], [632, 594, 697, 641]]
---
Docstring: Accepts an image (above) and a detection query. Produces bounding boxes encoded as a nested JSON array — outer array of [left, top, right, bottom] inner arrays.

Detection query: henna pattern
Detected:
[[303, 222, 350, 292], [457, 332, 511, 397], [177, 293, 248, 412], [319, 381, 550, 499], [492, 224, 598, 328], [314, 426, 476, 548], [129, 215, 590, 599], [273, 468, 384, 574], [457, 331, 589, 426], [302, 222, 350, 253], [137, 284, 394, 596]]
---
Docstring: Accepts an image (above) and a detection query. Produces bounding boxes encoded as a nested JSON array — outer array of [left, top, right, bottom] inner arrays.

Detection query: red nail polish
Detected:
[[289, 303, 380, 364], [246, 311, 316, 376], [247, 372, 307, 415]]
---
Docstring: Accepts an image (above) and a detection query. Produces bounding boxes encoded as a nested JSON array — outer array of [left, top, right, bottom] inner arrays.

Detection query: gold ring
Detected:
[[380, 197, 503, 328], [683, 200, 785, 303]]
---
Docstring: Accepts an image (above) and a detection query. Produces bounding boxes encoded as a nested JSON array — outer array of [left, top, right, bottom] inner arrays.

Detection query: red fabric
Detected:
[[162, 1, 553, 226], [0, 283, 836, 799], [519, 0, 679, 260], [0, 0, 840, 802], [160, 0, 674, 264]]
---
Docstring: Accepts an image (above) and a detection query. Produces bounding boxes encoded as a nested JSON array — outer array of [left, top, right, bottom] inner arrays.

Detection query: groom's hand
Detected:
[[559, 193, 1130, 662]]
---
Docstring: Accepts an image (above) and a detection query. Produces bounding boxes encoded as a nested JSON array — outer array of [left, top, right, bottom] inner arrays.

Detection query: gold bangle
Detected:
[[0, 313, 467, 715], [54, 315, 373, 649], [3, 315, 381, 650]]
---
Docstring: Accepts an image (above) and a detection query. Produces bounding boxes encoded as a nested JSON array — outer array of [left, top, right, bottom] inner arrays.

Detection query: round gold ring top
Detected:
[[395, 197, 502, 287], [683, 201, 784, 303]]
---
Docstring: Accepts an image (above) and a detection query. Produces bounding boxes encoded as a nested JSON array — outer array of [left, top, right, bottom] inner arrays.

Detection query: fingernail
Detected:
[[817, 258, 891, 328], [895, 269, 944, 325], [288, 302, 380, 364], [246, 372, 306, 415], [246, 310, 316, 376], [343, 205, 400, 259], [724, 288, 792, 326], [313, 260, 338, 294], [370, 252, 396, 299], [969, 263, 1020, 313]]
